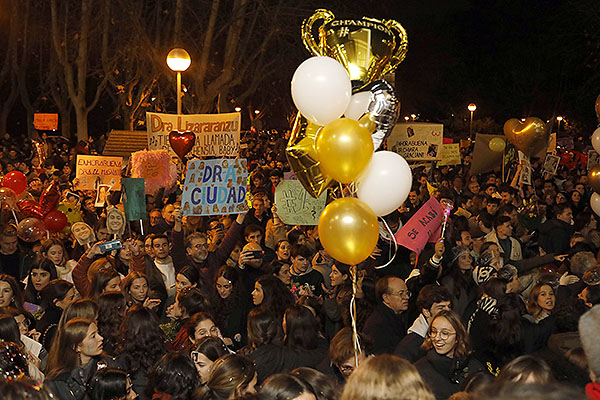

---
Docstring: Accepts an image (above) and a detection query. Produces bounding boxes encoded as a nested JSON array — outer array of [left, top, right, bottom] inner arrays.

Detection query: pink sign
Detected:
[[394, 197, 443, 254]]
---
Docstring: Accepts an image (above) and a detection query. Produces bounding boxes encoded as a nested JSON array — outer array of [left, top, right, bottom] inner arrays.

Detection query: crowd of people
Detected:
[[0, 129, 599, 400]]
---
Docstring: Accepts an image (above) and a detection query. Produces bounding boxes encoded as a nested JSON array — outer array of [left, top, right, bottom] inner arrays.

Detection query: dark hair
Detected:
[[0, 274, 23, 310], [121, 272, 148, 306], [283, 305, 319, 350], [179, 265, 200, 288], [0, 314, 22, 346], [495, 355, 554, 385], [152, 233, 170, 245], [40, 239, 67, 265], [177, 287, 209, 317], [185, 232, 208, 249], [197, 354, 256, 400], [493, 215, 512, 229], [478, 212, 494, 230], [290, 244, 312, 260], [247, 308, 281, 348], [554, 203, 572, 218], [97, 292, 126, 356], [24, 258, 58, 304], [244, 224, 263, 239], [287, 228, 306, 246], [185, 312, 216, 339], [329, 327, 372, 366], [117, 304, 166, 374], [39, 279, 73, 310], [211, 265, 244, 328], [192, 336, 229, 362], [88, 367, 130, 400], [375, 276, 396, 304], [416, 284, 452, 312], [487, 293, 526, 364], [89, 268, 120, 299], [291, 368, 340, 400], [480, 278, 507, 300], [259, 373, 316, 400], [255, 275, 294, 318], [145, 352, 199, 400]]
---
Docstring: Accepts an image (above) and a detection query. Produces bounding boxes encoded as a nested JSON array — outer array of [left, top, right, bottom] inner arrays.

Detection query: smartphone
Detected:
[[248, 250, 264, 259], [100, 239, 122, 252]]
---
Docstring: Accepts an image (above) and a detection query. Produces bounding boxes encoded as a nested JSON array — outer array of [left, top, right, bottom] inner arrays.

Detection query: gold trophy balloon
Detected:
[[301, 9, 408, 90]]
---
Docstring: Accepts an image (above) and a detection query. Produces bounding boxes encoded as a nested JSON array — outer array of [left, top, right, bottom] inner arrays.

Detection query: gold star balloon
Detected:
[[286, 112, 336, 198]]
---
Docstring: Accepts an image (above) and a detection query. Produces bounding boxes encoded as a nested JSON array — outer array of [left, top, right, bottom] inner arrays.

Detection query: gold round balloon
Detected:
[[488, 137, 506, 152], [589, 165, 600, 193], [315, 118, 374, 184], [318, 197, 379, 265]]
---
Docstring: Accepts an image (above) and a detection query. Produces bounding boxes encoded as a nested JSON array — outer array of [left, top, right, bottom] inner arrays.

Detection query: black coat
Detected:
[[394, 332, 426, 363], [539, 218, 575, 254], [415, 350, 485, 400], [363, 303, 407, 355]]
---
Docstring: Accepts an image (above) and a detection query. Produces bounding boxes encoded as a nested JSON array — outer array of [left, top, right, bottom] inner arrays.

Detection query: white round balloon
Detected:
[[591, 192, 600, 216], [344, 91, 371, 121], [291, 56, 352, 126], [356, 151, 412, 216], [592, 127, 600, 154]]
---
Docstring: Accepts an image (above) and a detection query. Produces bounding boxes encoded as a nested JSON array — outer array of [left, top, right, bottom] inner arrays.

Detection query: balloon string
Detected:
[[350, 265, 362, 368], [339, 183, 344, 197], [374, 217, 398, 269], [10, 209, 18, 224]]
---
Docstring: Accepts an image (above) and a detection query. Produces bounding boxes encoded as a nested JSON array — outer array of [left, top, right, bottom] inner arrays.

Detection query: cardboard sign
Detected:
[[394, 197, 444, 254], [542, 154, 560, 175], [146, 112, 241, 158], [388, 122, 444, 161], [122, 178, 147, 221], [548, 133, 557, 154], [181, 158, 248, 216], [438, 143, 461, 166], [470, 134, 504, 175], [274, 180, 327, 226], [518, 151, 532, 185], [34, 113, 58, 130], [75, 155, 122, 190]]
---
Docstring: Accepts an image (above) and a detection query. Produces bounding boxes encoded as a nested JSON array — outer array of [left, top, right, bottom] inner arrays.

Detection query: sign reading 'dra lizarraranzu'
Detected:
[[146, 112, 241, 158], [75, 155, 122, 190], [388, 122, 444, 161], [181, 158, 249, 216]]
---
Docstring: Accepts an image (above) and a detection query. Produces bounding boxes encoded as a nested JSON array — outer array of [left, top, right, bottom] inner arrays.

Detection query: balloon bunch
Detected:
[[590, 127, 600, 216], [288, 56, 412, 265], [0, 172, 67, 241]]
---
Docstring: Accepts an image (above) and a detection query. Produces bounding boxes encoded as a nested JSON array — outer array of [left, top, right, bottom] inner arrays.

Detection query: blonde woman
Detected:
[[341, 354, 435, 400]]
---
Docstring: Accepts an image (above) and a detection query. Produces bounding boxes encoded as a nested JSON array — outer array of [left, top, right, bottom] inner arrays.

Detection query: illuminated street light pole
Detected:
[[166, 48, 191, 115], [468, 103, 477, 139]]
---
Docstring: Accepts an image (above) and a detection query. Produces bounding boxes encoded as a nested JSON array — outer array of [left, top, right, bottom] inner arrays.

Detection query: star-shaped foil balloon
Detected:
[[285, 112, 336, 198]]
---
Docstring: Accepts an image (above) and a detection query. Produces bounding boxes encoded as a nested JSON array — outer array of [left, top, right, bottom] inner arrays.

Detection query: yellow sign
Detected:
[[438, 143, 461, 166], [75, 155, 123, 190], [34, 114, 58, 130], [388, 122, 444, 161]]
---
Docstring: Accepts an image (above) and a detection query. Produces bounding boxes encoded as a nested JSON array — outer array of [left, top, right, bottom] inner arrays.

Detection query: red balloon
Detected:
[[44, 210, 68, 232], [169, 131, 196, 160], [3, 171, 27, 195], [17, 199, 44, 219], [40, 182, 60, 216]]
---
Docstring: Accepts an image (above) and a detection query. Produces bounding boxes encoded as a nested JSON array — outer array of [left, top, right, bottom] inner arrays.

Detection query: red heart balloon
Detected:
[[17, 199, 45, 219], [169, 131, 196, 160], [40, 182, 60, 216]]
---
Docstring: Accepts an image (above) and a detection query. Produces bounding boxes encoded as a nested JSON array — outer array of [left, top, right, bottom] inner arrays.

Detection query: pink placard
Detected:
[[394, 197, 443, 254]]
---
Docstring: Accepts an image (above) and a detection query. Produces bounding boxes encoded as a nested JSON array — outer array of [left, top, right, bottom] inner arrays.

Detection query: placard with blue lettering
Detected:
[[181, 159, 249, 216]]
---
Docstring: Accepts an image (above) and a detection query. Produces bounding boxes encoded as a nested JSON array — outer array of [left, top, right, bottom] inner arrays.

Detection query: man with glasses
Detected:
[[364, 276, 412, 354]]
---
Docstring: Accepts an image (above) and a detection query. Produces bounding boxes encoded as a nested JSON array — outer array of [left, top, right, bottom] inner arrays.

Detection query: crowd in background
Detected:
[[0, 129, 599, 400]]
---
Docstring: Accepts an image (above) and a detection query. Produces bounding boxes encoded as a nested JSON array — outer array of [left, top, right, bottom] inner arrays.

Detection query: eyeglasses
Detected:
[[428, 329, 456, 341], [388, 290, 411, 299]]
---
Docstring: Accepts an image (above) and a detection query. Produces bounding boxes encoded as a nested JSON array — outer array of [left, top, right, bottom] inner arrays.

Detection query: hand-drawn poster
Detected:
[[274, 180, 327, 226], [388, 123, 444, 161], [438, 143, 461, 166], [181, 159, 248, 216], [75, 155, 122, 190]]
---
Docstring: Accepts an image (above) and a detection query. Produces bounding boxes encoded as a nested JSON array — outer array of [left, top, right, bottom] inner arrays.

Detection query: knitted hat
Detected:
[[579, 305, 600, 377]]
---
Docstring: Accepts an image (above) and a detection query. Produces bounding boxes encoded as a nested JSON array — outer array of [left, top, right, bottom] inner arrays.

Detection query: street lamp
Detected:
[[411, 113, 417, 121], [557, 116, 563, 134], [234, 106, 242, 112], [254, 110, 260, 115], [404, 116, 409, 122], [467, 103, 477, 139], [166, 48, 191, 115]]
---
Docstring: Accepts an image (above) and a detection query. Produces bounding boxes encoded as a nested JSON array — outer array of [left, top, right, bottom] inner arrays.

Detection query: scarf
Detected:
[[586, 382, 600, 400]]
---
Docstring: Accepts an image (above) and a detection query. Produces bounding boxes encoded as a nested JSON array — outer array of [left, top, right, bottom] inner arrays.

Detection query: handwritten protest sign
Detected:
[[75, 155, 122, 190], [181, 159, 248, 216], [518, 151, 532, 185], [388, 122, 443, 161], [34, 113, 59, 131], [543, 155, 560, 175], [146, 112, 241, 158], [394, 197, 443, 254], [274, 180, 326, 226], [122, 178, 147, 221], [438, 143, 461, 166]]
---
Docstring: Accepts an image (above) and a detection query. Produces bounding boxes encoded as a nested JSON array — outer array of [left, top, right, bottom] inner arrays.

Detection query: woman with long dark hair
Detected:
[[97, 292, 126, 356], [195, 354, 257, 400], [45, 318, 104, 400], [115, 304, 166, 395], [252, 275, 294, 327], [87, 367, 137, 400], [164, 287, 210, 351], [0, 274, 25, 311], [211, 265, 250, 347], [36, 279, 76, 350], [40, 239, 76, 282], [440, 247, 477, 317], [145, 352, 199, 400], [23, 259, 58, 306], [190, 336, 229, 384]]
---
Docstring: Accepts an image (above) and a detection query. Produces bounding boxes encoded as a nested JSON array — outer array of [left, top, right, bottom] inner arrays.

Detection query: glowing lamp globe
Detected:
[[167, 48, 191, 72]]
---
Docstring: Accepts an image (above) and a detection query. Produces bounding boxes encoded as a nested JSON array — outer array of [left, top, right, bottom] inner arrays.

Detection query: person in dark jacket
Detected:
[[415, 310, 485, 400], [394, 284, 452, 362], [539, 204, 575, 255], [363, 276, 410, 354]]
